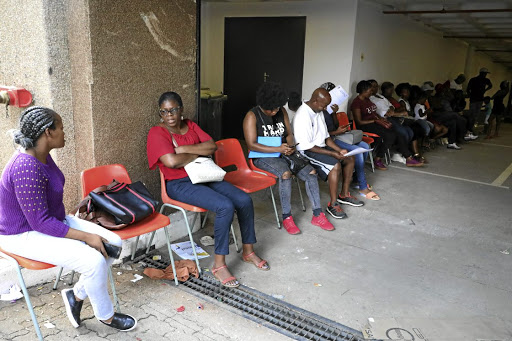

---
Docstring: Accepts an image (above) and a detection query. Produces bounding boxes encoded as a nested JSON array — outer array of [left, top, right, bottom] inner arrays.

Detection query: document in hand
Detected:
[[327, 85, 350, 114], [343, 147, 373, 157], [248, 136, 282, 158]]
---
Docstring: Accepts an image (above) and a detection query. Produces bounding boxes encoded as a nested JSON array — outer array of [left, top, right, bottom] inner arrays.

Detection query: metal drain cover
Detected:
[[140, 256, 369, 341]]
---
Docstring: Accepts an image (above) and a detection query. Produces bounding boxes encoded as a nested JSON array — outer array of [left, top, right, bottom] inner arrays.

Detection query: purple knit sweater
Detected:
[[0, 151, 69, 237]]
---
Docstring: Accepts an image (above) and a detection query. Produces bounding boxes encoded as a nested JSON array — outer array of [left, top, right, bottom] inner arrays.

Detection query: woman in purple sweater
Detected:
[[0, 107, 136, 331]]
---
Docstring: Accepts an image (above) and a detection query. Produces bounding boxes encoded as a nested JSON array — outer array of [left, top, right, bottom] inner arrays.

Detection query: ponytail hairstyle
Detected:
[[10, 106, 57, 149]]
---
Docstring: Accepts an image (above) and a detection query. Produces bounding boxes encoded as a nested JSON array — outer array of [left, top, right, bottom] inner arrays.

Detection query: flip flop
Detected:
[[358, 190, 380, 201], [211, 265, 240, 288], [242, 251, 270, 271]]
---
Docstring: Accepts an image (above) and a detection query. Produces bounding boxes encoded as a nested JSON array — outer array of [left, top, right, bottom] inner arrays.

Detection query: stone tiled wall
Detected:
[[0, 0, 197, 208]]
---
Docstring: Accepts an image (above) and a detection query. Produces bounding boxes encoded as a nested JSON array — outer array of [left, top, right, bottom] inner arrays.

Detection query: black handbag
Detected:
[[89, 181, 159, 225], [281, 152, 310, 175]]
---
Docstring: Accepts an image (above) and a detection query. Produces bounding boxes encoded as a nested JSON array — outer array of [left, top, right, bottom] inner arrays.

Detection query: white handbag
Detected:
[[171, 134, 226, 184]]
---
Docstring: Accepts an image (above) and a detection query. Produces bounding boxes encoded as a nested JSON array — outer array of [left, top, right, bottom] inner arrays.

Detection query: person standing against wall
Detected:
[[466, 68, 493, 140]]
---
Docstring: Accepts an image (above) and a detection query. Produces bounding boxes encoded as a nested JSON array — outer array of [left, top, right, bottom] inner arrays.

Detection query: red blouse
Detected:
[[147, 119, 212, 181]]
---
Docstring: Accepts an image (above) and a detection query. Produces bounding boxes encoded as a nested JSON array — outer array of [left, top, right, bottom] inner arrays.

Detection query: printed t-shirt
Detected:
[[147, 119, 212, 181], [351, 96, 378, 121]]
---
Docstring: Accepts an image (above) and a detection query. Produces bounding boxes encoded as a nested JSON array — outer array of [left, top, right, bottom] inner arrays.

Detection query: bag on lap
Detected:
[[281, 152, 310, 175], [170, 134, 226, 184], [334, 130, 363, 145]]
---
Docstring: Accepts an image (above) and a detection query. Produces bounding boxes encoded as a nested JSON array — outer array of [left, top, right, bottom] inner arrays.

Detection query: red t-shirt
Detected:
[[351, 96, 378, 121], [147, 119, 213, 181], [388, 97, 401, 109]]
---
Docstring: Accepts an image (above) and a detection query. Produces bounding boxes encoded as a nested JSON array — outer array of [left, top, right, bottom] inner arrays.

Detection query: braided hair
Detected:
[[10, 106, 57, 149]]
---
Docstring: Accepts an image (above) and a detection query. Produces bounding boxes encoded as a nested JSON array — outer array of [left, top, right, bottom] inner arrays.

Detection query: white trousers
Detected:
[[0, 215, 122, 320]]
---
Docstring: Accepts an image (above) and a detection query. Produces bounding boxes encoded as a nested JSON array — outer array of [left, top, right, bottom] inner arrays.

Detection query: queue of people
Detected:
[[0, 68, 507, 333]]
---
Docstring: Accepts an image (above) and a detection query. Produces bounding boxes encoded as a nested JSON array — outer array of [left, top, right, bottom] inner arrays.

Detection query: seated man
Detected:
[[293, 88, 363, 220]]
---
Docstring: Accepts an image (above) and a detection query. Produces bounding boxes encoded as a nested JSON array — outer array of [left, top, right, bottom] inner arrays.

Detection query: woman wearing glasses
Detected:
[[147, 92, 269, 288]]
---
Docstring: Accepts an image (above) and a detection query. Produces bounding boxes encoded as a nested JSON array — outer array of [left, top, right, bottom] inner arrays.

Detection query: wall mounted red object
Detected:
[[0, 86, 33, 107]]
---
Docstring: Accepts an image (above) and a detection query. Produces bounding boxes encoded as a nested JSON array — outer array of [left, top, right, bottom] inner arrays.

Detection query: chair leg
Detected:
[[53, 267, 64, 290], [295, 177, 306, 212], [230, 224, 240, 253], [108, 267, 121, 313], [145, 231, 157, 254], [15, 265, 44, 340], [201, 211, 209, 229], [190, 212, 199, 233], [130, 236, 139, 261], [269, 186, 281, 229], [163, 226, 179, 286], [68, 271, 75, 286], [369, 151, 375, 172]]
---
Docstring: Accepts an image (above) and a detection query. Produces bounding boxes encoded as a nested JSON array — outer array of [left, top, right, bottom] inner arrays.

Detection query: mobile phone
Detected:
[[103, 242, 122, 259], [289, 143, 299, 148]]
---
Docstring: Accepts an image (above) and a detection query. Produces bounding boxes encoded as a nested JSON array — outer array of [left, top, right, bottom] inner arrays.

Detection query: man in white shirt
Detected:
[[450, 74, 465, 91], [293, 88, 362, 220]]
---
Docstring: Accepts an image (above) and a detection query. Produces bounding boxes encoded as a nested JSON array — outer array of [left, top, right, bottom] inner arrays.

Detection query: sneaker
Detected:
[[447, 143, 461, 150], [406, 157, 424, 167], [469, 132, 479, 140], [374, 159, 387, 171], [337, 194, 364, 207], [391, 153, 406, 164], [441, 137, 449, 145], [326, 203, 348, 219], [100, 312, 137, 331], [61, 289, 83, 328], [311, 212, 335, 231], [283, 216, 301, 235]]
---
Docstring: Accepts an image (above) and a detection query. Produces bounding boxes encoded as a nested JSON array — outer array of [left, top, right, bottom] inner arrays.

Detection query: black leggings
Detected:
[[360, 123, 411, 158]]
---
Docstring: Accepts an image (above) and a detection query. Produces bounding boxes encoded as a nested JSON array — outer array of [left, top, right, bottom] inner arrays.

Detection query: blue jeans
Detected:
[[389, 117, 414, 142], [253, 157, 322, 217], [333, 139, 369, 190], [166, 177, 256, 255]]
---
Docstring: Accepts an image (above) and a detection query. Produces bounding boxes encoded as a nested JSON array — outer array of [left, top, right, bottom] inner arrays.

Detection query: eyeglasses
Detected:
[[159, 107, 182, 117]]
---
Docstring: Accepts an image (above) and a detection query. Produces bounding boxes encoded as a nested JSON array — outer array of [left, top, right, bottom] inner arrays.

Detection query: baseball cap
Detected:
[[479, 67, 490, 74], [421, 83, 435, 91]]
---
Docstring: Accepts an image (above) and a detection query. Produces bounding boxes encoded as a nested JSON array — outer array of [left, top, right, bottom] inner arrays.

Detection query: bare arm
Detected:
[[243, 111, 288, 154], [353, 107, 375, 126], [65, 228, 107, 258], [282, 108, 296, 156], [175, 139, 217, 156], [159, 152, 198, 169]]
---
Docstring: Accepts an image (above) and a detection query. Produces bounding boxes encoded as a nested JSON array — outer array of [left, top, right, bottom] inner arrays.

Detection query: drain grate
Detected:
[[139, 256, 369, 341]]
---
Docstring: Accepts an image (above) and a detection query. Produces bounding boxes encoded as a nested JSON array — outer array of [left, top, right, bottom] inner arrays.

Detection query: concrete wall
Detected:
[[200, 0, 358, 111], [350, 1, 512, 101]]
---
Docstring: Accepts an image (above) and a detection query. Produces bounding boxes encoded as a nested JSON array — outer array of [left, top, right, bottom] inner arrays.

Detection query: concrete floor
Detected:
[[0, 124, 510, 340], [195, 123, 512, 339]]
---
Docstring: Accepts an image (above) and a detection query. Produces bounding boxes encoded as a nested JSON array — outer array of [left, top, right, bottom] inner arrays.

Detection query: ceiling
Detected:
[[366, 0, 512, 70]]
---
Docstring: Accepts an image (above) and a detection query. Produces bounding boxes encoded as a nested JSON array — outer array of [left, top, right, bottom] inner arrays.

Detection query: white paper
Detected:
[[171, 241, 210, 260], [343, 147, 372, 157], [44, 322, 55, 329], [327, 85, 349, 114], [0, 284, 23, 301], [130, 274, 144, 283]]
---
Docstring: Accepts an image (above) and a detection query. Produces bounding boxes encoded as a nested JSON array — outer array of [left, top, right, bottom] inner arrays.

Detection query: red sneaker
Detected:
[[283, 216, 301, 235], [311, 213, 335, 231]]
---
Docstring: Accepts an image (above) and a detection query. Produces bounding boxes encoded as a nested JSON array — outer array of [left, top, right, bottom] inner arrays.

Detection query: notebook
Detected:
[[248, 136, 282, 158]]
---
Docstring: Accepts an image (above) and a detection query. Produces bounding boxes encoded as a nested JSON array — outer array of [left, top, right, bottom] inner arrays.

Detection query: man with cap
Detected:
[[466, 68, 493, 139], [450, 74, 466, 91]]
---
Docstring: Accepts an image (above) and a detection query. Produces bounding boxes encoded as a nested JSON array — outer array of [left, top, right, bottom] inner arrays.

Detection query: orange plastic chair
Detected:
[[0, 248, 54, 340], [157, 170, 239, 285], [78, 164, 170, 309], [214, 139, 281, 229], [350, 113, 391, 168], [248, 159, 305, 212], [336, 112, 375, 172]]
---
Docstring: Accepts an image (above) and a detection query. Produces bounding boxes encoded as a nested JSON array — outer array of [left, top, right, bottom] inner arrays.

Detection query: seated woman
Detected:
[[0, 107, 136, 331], [319, 82, 380, 201], [243, 82, 334, 234], [352, 80, 422, 168], [147, 92, 268, 288]]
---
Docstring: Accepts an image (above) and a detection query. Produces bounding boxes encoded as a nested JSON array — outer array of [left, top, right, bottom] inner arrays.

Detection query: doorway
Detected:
[[223, 16, 306, 139]]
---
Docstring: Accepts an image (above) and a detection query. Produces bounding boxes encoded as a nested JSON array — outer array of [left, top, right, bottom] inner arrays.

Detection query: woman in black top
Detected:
[[487, 80, 509, 138]]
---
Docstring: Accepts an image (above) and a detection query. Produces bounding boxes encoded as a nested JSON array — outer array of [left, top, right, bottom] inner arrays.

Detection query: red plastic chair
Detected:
[[248, 159, 305, 212], [79, 164, 170, 309], [214, 139, 281, 228], [349, 113, 391, 169], [0, 248, 54, 340], [158, 170, 239, 285], [336, 112, 375, 172]]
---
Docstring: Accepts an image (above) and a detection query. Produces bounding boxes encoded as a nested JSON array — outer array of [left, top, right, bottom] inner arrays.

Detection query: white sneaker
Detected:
[[447, 143, 461, 150], [469, 132, 479, 140], [441, 137, 449, 145], [391, 153, 406, 164]]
